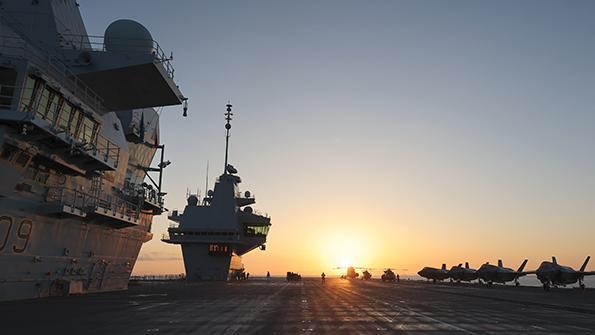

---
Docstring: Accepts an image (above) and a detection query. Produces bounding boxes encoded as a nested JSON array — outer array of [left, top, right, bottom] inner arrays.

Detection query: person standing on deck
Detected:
[[321, 272, 326, 283]]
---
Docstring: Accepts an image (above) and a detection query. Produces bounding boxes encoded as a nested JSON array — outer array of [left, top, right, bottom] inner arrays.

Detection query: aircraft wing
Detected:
[[520, 270, 536, 275], [579, 271, 595, 276]]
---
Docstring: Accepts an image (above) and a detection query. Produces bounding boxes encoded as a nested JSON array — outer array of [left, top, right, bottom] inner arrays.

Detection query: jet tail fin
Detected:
[[465, 262, 469, 269], [517, 259, 528, 272], [580, 256, 591, 272], [441, 264, 446, 270], [497, 259, 503, 268], [552, 256, 557, 265]]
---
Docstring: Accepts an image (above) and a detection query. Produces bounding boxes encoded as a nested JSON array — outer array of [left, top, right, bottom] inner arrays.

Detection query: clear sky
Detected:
[[79, 0, 595, 276]]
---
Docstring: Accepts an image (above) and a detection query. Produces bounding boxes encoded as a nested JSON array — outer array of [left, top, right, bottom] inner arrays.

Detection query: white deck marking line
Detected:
[[136, 302, 172, 311]]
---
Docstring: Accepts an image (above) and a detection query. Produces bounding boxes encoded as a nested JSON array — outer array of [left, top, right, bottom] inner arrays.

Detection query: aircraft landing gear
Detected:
[[579, 278, 585, 290], [543, 282, 550, 291], [514, 279, 520, 287]]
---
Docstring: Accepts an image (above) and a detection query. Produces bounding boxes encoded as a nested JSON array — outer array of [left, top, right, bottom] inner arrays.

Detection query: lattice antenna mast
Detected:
[[224, 103, 233, 174]]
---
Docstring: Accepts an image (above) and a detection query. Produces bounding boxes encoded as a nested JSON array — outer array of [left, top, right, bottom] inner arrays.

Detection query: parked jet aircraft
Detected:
[[449, 262, 478, 282], [418, 264, 449, 282], [536, 256, 595, 291], [476, 259, 529, 286]]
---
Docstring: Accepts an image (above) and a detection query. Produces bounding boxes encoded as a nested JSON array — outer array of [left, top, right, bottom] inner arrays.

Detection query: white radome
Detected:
[[104, 19, 154, 54]]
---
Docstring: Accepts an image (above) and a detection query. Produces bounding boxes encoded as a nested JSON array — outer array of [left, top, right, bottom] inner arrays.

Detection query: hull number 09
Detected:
[[0, 216, 33, 253]]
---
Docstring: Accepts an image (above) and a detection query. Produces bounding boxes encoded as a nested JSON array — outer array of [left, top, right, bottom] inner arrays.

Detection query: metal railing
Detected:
[[59, 34, 175, 80], [252, 209, 270, 218], [235, 192, 255, 199], [122, 180, 163, 207], [130, 274, 185, 281], [95, 134, 120, 168], [46, 186, 141, 221], [0, 34, 106, 113], [0, 80, 121, 169]]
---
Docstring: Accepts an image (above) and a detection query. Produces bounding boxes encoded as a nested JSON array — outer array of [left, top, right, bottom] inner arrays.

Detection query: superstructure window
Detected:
[[44, 91, 61, 125], [56, 101, 72, 131], [16, 74, 103, 146], [19, 76, 37, 112], [36, 87, 51, 119], [208, 244, 229, 256], [0, 67, 17, 109], [77, 116, 97, 143], [245, 225, 270, 237], [69, 108, 82, 138]]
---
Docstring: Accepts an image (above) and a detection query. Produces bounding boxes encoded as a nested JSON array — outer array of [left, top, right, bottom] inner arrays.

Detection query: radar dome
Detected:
[[104, 19, 154, 54], [187, 195, 198, 207]]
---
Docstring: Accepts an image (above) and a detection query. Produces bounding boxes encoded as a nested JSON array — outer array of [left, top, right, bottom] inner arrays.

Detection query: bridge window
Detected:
[[77, 115, 97, 144], [245, 225, 269, 237], [69, 108, 82, 138], [36, 87, 51, 119], [18, 75, 100, 144], [44, 90, 61, 124], [19, 76, 37, 112], [56, 101, 72, 131]]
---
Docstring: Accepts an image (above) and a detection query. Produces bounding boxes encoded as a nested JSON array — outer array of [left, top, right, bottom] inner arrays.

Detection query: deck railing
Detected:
[[59, 34, 175, 80], [46, 186, 141, 221], [95, 134, 120, 168], [130, 274, 185, 281], [0, 80, 121, 169]]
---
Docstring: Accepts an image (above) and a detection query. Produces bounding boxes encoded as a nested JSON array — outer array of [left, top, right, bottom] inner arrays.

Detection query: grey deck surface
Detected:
[[2, 278, 595, 334]]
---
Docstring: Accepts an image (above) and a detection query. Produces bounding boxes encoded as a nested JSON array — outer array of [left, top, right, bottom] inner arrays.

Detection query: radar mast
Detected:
[[224, 103, 233, 174]]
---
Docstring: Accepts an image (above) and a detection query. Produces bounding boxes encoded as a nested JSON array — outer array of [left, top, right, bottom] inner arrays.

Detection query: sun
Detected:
[[340, 257, 352, 268]]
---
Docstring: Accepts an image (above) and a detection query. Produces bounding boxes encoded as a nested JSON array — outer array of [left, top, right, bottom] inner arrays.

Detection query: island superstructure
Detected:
[[163, 104, 271, 280], [0, 0, 185, 300]]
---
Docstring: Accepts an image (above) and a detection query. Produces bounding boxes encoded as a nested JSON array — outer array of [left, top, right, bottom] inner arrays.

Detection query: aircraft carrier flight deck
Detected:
[[3, 278, 595, 334]]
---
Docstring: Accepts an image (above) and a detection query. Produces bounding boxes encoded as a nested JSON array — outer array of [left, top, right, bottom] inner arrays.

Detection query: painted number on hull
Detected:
[[0, 216, 11, 251], [0, 216, 33, 253]]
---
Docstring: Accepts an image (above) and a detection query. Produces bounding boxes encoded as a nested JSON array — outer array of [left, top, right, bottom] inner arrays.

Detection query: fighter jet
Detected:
[[449, 262, 478, 283], [536, 256, 595, 291], [476, 259, 529, 286], [418, 264, 449, 282]]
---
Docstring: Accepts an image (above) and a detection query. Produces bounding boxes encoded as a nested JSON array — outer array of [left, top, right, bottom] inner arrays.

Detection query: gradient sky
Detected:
[[79, 0, 595, 276]]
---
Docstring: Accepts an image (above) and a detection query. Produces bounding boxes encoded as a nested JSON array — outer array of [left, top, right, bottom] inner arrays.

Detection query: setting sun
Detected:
[[340, 257, 352, 268]]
